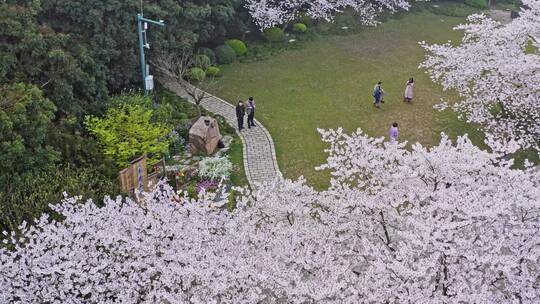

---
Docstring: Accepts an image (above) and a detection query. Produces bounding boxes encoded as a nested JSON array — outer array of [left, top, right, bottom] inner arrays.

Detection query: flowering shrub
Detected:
[[198, 156, 233, 180], [196, 180, 218, 193], [1, 129, 539, 303]]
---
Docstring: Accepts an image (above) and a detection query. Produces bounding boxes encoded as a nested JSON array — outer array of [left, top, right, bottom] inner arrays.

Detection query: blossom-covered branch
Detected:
[[1, 129, 539, 302], [420, 0, 540, 155], [245, 0, 412, 30]]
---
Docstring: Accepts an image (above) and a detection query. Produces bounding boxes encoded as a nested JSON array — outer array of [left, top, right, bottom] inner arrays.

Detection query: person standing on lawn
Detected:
[[373, 81, 384, 108], [235, 100, 245, 130], [404, 78, 414, 102], [389, 122, 399, 143], [246, 97, 256, 128]]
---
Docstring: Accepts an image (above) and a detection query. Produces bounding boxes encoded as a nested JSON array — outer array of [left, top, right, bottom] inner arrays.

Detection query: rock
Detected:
[[188, 116, 222, 155]]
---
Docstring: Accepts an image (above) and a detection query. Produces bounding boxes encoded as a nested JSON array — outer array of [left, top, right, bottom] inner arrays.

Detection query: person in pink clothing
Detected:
[[389, 122, 399, 143]]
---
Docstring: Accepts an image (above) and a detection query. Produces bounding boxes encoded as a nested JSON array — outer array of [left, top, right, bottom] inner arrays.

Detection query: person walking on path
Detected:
[[404, 78, 414, 103], [246, 96, 256, 128], [389, 122, 399, 143], [373, 81, 384, 108], [236, 100, 245, 130]]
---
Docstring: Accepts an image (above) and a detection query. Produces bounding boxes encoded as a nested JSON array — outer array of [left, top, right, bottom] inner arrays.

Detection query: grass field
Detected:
[[213, 8, 487, 189]]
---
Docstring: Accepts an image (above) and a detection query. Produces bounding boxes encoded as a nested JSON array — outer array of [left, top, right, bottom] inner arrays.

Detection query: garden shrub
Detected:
[[188, 67, 206, 82], [206, 66, 221, 77], [84, 95, 170, 167], [225, 39, 248, 56], [198, 156, 233, 180], [292, 23, 307, 33], [195, 54, 211, 70], [427, 3, 476, 17], [198, 47, 216, 64], [296, 13, 313, 27], [215, 45, 236, 64], [263, 27, 285, 42], [464, 0, 488, 9]]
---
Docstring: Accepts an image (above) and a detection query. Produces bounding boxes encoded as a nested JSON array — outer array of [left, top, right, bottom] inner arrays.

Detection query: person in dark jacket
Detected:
[[246, 97, 256, 128], [236, 100, 245, 130]]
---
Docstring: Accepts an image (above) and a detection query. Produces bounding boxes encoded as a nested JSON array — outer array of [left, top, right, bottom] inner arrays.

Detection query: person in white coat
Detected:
[[404, 78, 414, 103]]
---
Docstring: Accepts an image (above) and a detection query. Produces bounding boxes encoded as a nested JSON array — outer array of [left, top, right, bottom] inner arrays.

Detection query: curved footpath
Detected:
[[161, 78, 281, 189]]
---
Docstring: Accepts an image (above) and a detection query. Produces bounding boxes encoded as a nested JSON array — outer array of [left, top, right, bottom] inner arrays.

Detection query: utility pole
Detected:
[[137, 14, 165, 95]]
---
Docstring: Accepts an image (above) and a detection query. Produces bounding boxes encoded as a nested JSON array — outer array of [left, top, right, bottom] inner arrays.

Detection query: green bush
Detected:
[[84, 95, 170, 167], [206, 66, 221, 77], [292, 23, 307, 33], [296, 14, 313, 27], [198, 47, 216, 64], [0, 165, 119, 233], [464, 0, 488, 9], [195, 54, 211, 69], [427, 3, 476, 17], [263, 27, 285, 42], [224, 39, 248, 56], [188, 67, 206, 82], [215, 45, 236, 64]]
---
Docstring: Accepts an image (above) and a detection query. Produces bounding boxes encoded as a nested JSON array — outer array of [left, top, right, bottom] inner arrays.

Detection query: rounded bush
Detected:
[[224, 39, 248, 56], [292, 23, 307, 33], [195, 54, 211, 69], [215, 45, 236, 64], [198, 47, 216, 64], [263, 27, 285, 42], [187, 67, 205, 82], [206, 66, 221, 77], [296, 13, 313, 27]]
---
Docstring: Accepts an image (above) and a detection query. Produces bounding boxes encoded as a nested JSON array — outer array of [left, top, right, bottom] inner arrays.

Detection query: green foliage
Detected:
[[0, 165, 119, 233], [198, 156, 233, 180], [186, 183, 197, 199], [225, 39, 248, 56], [195, 54, 212, 70], [188, 67, 206, 82], [84, 95, 170, 167], [292, 23, 308, 33], [215, 45, 237, 64], [0, 83, 60, 178], [206, 66, 222, 77], [263, 27, 285, 42], [464, 0, 488, 9], [426, 3, 478, 17], [198, 47, 216, 64], [296, 14, 314, 27]]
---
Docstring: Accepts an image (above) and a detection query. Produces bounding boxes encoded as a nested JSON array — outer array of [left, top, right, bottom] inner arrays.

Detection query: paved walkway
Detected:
[[161, 78, 281, 189]]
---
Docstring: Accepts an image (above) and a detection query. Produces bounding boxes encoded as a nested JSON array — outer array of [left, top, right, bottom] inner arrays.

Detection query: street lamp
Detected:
[[137, 14, 164, 95]]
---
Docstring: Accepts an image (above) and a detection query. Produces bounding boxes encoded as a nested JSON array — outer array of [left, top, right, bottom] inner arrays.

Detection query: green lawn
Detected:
[[214, 9, 486, 189]]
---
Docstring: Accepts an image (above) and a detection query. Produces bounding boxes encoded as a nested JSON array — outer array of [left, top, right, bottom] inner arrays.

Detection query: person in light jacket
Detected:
[[404, 78, 414, 103]]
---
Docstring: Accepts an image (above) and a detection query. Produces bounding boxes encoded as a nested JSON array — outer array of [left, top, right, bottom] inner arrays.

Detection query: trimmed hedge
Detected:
[[195, 54, 211, 69], [206, 66, 221, 77], [464, 0, 488, 9], [292, 23, 307, 33], [215, 45, 236, 64], [263, 27, 285, 42], [225, 39, 248, 56], [198, 47, 216, 64], [188, 67, 205, 82]]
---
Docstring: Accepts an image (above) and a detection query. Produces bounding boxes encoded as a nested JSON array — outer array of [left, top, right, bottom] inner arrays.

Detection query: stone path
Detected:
[[161, 78, 281, 189]]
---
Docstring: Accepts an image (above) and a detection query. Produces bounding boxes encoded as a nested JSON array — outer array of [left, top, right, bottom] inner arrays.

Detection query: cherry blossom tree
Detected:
[[420, 0, 540, 155], [245, 0, 412, 30], [1, 129, 539, 303]]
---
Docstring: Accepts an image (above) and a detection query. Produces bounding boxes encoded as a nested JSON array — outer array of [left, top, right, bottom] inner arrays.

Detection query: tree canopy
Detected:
[[2, 129, 539, 302]]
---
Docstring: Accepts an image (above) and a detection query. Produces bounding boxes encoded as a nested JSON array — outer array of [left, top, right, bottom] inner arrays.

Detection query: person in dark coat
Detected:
[[236, 100, 245, 130], [246, 97, 256, 128]]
